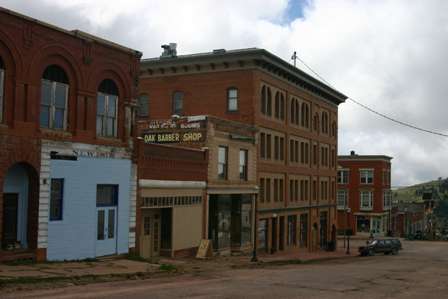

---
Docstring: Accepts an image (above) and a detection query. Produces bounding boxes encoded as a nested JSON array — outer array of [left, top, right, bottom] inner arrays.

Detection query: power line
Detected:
[[294, 54, 448, 138]]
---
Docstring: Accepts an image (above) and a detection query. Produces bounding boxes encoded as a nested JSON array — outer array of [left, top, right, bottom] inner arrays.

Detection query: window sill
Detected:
[[226, 110, 239, 114], [96, 136, 121, 142], [40, 128, 73, 137]]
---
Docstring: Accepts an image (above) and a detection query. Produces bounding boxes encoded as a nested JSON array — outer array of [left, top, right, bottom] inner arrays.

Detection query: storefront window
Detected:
[[287, 215, 297, 246], [300, 214, 308, 248]]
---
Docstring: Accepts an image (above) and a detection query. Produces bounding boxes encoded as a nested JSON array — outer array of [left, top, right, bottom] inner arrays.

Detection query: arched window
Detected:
[[274, 92, 280, 119], [261, 86, 266, 115], [331, 121, 337, 137], [266, 87, 272, 116], [0, 57, 4, 123], [172, 91, 184, 115], [137, 94, 149, 118], [321, 112, 328, 134], [290, 98, 295, 124], [301, 103, 306, 127], [97, 79, 118, 137], [280, 94, 285, 120], [227, 88, 238, 112], [304, 104, 309, 128], [295, 99, 300, 125], [314, 113, 319, 132], [40, 65, 69, 129]]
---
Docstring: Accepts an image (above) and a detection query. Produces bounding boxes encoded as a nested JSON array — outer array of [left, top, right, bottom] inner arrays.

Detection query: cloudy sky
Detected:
[[2, 0, 448, 187]]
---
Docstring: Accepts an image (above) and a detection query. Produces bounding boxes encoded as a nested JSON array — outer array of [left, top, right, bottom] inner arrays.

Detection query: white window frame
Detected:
[[360, 169, 374, 184], [97, 92, 118, 138], [0, 68, 4, 123], [337, 190, 348, 210], [383, 190, 392, 209], [338, 169, 349, 184], [227, 88, 238, 112], [40, 79, 69, 130], [360, 191, 373, 211]]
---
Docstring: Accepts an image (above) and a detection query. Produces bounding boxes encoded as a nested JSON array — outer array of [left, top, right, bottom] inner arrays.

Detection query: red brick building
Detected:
[[337, 151, 392, 236], [0, 8, 141, 261], [139, 47, 347, 253]]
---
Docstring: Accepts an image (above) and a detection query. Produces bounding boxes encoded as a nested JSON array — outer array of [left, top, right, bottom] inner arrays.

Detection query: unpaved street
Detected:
[[6, 241, 448, 299]]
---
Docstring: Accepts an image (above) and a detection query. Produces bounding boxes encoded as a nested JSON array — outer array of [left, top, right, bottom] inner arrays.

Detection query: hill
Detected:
[[393, 178, 448, 203]]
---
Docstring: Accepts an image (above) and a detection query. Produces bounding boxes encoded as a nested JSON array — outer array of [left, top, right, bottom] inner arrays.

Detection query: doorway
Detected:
[[95, 185, 118, 257], [2, 163, 38, 251], [140, 209, 162, 259], [271, 217, 277, 254], [319, 212, 328, 250], [2, 194, 18, 249]]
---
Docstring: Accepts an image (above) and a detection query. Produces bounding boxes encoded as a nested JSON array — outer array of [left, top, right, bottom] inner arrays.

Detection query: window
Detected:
[[266, 134, 272, 159], [261, 86, 266, 115], [266, 178, 271, 202], [360, 169, 374, 184], [50, 178, 64, 220], [0, 57, 4, 123], [274, 136, 279, 160], [172, 91, 184, 115], [274, 179, 278, 202], [218, 146, 228, 179], [301, 102, 309, 128], [274, 92, 280, 119], [40, 65, 69, 129], [259, 178, 265, 202], [313, 113, 319, 132], [383, 169, 391, 186], [260, 133, 266, 159], [137, 94, 149, 117], [266, 87, 272, 116], [227, 88, 238, 112], [321, 112, 328, 134], [360, 191, 373, 210], [97, 79, 118, 137], [383, 190, 392, 209], [239, 149, 248, 180], [337, 190, 347, 210], [280, 94, 285, 120], [338, 170, 349, 184], [279, 137, 284, 160], [313, 144, 318, 165], [96, 185, 118, 207]]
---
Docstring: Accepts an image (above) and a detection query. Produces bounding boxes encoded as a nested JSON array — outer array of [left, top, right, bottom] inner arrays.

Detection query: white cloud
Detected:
[[2, 0, 448, 186]]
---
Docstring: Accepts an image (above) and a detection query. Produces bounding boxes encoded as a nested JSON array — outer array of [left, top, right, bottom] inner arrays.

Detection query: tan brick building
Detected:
[[139, 47, 347, 253]]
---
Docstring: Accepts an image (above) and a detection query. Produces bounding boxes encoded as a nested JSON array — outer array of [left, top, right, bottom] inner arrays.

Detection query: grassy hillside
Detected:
[[393, 178, 448, 203]]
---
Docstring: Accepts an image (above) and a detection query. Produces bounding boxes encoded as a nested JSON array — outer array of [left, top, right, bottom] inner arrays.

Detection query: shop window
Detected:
[[0, 57, 4, 123], [287, 215, 297, 246], [172, 91, 183, 115], [97, 79, 119, 137], [137, 94, 149, 117], [50, 178, 64, 221], [96, 185, 118, 207], [218, 146, 228, 179], [40, 65, 69, 130], [239, 149, 248, 180], [227, 87, 238, 112]]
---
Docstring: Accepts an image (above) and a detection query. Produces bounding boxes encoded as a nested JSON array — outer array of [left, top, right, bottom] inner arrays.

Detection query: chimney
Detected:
[[350, 150, 356, 156]]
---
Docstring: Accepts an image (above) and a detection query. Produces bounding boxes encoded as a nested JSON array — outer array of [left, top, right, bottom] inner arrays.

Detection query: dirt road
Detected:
[[6, 241, 448, 299]]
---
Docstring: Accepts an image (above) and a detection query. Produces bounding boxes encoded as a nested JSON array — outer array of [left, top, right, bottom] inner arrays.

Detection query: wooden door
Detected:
[[140, 210, 161, 258], [2, 193, 18, 249]]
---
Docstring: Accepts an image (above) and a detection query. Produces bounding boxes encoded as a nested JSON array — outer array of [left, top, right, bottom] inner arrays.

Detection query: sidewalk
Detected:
[[0, 245, 360, 291]]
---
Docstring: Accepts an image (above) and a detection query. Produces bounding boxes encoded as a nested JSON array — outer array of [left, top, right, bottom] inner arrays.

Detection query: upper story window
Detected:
[[382, 169, 391, 186], [313, 113, 319, 133], [40, 65, 69, 130], [274, 92, 285, 120], [239, 149, 248, 180], [331, 121, 337, 137], [360, 191, 373, 210], [260, 85, 272, 117], [360, 169, 374, 184], [338, 169, 349, 184], [301, 102, 309, 128], [0, 57, 4, 124], [172, 91, 184, 115], [383, 190, 392, 209], [321, 111, 329, 134], [137, 94, 149, 118], [337, 189, 348, 210], [290, 98, 300, 126], [97, 79, 118, 138], [227, 88, 238, 112], [218, 146, 228, 179]]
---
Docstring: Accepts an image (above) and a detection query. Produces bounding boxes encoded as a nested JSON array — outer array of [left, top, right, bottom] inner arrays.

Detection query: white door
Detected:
[[96, 207, 117, 257]]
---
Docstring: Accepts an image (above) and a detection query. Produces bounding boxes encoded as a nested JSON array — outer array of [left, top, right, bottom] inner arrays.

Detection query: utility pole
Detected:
[[291, 51, 297, 67]]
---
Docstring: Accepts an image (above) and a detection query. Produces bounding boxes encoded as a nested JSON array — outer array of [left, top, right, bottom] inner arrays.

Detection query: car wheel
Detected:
[[392, 249, 398, 255]]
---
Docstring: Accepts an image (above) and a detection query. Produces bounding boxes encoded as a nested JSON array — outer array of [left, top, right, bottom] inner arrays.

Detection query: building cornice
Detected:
[[140, 48, 347, 106]]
